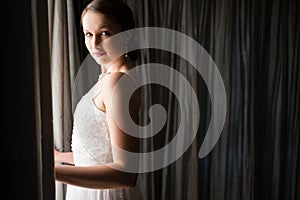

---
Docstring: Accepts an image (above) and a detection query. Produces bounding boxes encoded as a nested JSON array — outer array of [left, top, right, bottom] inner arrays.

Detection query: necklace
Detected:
[[98, 72, 111, 81]]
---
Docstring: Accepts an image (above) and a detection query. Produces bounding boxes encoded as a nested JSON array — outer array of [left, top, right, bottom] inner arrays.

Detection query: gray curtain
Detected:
[[123, 0, 299, 199], [48, 0, 80, 199]]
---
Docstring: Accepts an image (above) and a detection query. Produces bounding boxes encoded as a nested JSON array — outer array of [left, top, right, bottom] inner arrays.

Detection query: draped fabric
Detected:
[[52, 0, 299, 199], [124, 0, 299, 199], [48, 0, 80, 199]]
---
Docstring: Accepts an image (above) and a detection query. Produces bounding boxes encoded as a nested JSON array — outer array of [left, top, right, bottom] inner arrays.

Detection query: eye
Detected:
[[84, 32, 92, 37], [100, 31, 110, 36]]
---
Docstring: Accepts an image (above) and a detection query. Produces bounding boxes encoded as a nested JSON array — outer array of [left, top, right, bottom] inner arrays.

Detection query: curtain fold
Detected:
[[48, 0, 80, 199], [123, 0, 299, 199]]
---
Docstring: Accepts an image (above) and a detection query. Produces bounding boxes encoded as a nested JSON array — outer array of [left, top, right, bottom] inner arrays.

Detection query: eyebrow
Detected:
[[83, 24, 109, 32]]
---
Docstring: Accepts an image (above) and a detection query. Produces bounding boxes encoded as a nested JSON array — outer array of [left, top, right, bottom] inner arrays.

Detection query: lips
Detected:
[[93, 51, 106, 57]]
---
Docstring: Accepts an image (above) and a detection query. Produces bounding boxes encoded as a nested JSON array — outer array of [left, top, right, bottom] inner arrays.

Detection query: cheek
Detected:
[[102, 40, 122, 53], [85, 40, 92, 51], [102, 44, 113, 52]]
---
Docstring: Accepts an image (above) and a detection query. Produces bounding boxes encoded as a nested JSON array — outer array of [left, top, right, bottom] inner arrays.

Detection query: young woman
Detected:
[[54, 0, 142, 199]]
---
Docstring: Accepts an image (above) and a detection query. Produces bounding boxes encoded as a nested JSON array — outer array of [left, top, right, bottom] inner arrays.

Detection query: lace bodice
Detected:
[[72, 83, 113, 166], [67, 79, 143, 200]]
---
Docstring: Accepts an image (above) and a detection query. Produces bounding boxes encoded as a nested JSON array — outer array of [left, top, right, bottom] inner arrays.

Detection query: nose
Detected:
[[91, 35, 102, 49]]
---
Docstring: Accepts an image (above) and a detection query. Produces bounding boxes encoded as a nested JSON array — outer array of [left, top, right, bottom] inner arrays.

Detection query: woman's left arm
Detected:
[[55, 72, 140, 189]]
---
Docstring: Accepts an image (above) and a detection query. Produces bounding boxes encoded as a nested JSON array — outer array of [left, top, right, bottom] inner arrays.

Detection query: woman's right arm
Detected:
[[54, 149, 74, 165]]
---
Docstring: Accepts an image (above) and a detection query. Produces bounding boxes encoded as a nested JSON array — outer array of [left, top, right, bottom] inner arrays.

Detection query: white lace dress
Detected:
[[66, 83, 142, 200]]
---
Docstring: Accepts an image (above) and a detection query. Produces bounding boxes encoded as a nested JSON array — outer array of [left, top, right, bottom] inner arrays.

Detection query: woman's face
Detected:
[[82, 11, 122, 66]]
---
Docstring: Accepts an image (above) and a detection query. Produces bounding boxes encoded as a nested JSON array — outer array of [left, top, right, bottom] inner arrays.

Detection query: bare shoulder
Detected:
[[107, 72, 126, 84], [102, 71, 140, 106], [103, 72, 128, 91], [102, 71, 137, 100]]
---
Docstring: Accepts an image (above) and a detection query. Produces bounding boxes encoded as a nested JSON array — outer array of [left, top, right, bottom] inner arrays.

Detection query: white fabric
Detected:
[[66, 83, 142, 200]]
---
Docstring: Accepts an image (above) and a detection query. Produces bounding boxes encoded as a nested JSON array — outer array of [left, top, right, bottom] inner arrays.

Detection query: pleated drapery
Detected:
[[48, 0, 80, 199], [125, 0, 299, 199]]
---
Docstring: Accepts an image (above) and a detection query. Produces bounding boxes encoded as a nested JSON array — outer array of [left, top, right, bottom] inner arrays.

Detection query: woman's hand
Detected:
[[54, 149, 62, 164], [54, 149, 74, 165]]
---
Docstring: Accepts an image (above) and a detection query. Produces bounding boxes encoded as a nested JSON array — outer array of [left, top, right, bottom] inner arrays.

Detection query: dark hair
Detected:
[[81, 0, 138, 61]]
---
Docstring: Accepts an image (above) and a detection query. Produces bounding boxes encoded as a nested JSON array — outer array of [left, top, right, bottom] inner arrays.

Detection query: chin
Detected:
[[92, 57, 105, 65]]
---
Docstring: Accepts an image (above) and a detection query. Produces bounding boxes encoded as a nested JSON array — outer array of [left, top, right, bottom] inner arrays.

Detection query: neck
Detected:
[[101, 57, 133, 74]]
